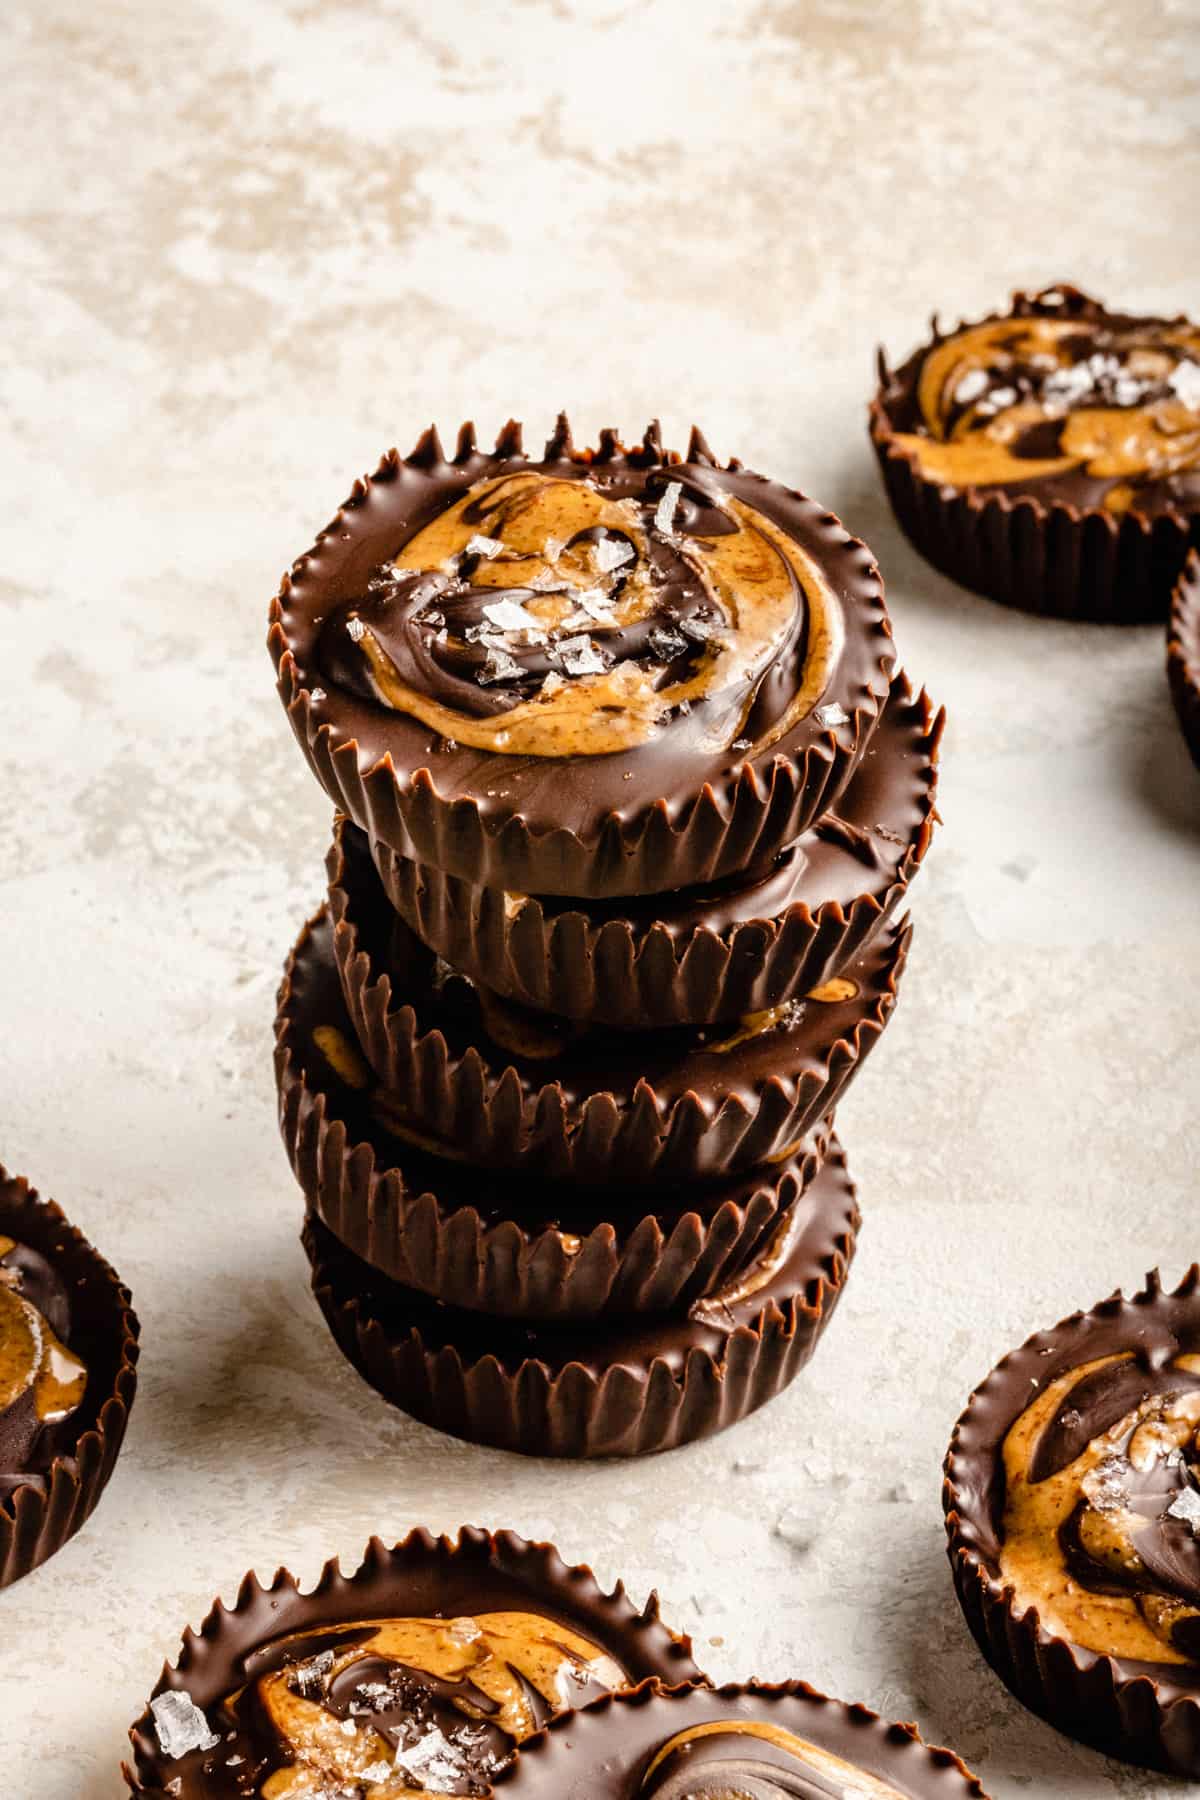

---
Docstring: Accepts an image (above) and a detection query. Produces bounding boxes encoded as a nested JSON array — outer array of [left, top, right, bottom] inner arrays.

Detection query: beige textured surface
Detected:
[[2, 2, 1199, 1795]]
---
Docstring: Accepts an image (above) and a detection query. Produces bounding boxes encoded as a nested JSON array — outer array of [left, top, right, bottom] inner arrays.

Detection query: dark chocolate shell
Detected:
[[268, 420, 896, 898], [1168, 550, 1200, 768], [300, 1138, 859, 1459], [0, 1168, 139, 1589], [368, 673, 941, 1029]]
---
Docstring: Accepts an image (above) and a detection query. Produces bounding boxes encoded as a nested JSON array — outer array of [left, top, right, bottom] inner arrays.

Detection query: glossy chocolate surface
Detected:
[[494, 1680, 989, 1800], [0, 1236, 86, 1498], [126, 1529, 700, 1798], [1169, 554, 1200, 767], [270, 424, 894, 885], [878, 286, 1200, 519]]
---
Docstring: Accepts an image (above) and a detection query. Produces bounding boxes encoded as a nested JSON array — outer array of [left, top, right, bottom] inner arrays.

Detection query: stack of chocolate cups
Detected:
[[268, 420, 942, 1457]]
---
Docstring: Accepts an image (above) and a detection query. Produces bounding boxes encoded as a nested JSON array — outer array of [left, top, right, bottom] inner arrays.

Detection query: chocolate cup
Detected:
[[943, 1268, 1200, 1776], [268, 419, 896, 898], [1168, 550, 1200, 768], [320, 845, 908, 1184], [124, 1525, 702, 1796], [0, 1168, 139, 1589], [870, 287, 1200, 623], [497, 1678, 991, 1799], [369, 674, 941, 1029], [300, 1138, 858, 1459]]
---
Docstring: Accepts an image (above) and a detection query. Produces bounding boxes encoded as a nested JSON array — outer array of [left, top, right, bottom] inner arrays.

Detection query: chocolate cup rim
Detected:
[[267, 420, 897, 899], [942, 1265, 1200, 1766], [0, 1167, 140, 1587], [123, 1523, 703, 1793], [322, 844, 910, 1177], [1168, 550, 1200, 764], [366, 673, 942, 1028], [870, 283, 1200, 537], [500, 1676, 992, 1798]]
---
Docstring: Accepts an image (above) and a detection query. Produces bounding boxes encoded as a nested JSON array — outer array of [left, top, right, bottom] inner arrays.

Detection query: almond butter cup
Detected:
[[319, 846, 907, 1188], [943, 1269, 1200, 1776], [300, 1137, 858, 1459], [1168, 550, 1200, 767], [279, 905, 835, 1319], [268, 419, 895, 900], [0, 1168, 139, 1588], [368, 673, 941, 1029], [496, 1677, 991, 1799], [123, 1525, 702, 1796], [871, 285, 1200, 623]]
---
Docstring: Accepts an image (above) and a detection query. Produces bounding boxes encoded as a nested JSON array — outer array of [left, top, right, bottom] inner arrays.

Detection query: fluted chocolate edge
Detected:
[[1168, 550, 1200, 768]]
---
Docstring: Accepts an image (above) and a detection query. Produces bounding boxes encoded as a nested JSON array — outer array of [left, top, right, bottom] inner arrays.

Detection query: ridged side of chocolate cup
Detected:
[[870, 293, 1199, 624], [300, 1140, 859, 1459], [0, 1169, 139, 1589], [1168, 550, 1200, 768], [124, 1524, 702, 1795], [943, 1268, 1200, 1776], [322, 850, 909, 1184], [268, 420, 896, 899], [281, 894, 834, 1318], [369, 675, 942, 1029], [498, 1678, 991, 1799]]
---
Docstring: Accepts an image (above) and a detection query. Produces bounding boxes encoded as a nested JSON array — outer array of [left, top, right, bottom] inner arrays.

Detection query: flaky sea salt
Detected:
[[571, 589, 618, 623], [290, 1648, 335, 1697], [482, 598, 544, 637], [1167, 1486, 1200, 1532], [988, 386, 1017, 409], [593, 536, 635, 573], [466, 534, 504, 558], [541, 670, 565, 696], [346, 616, 366, 642], [953, 369, 989, 406], [478, 647, 523, 685], [649, 626, 687, 659], [1169, 360, 1200, 410], [557, 635, 607, 677], [814, 701, 849, 728], [654, 480, 683, 536], [150, 1691, 220, 1760]]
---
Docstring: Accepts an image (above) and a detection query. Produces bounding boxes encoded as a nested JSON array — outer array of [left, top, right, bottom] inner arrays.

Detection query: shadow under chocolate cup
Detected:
[[280, 899, 833, 1320], [124, 1524, 702, 1797], [1168, 549, 1200, 768], [870, 284, 1200, 623], [0, 1167, 139, 1589], [943, 1268, 1200, 1777], [300, 1136, 859, 1459], [495, 1677, 991, 1800], [268, 418, 896, 899], [368, 673, 941, 1030], [319, 845, 908, 1186]]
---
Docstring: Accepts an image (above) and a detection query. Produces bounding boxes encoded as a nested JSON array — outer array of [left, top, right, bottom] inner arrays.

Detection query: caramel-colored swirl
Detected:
[[892, 315, 1200, 507], [641, 1721, 906, 1800], [323, 469, 840, 758], [0, 1270, 87, 1428], [999, 1353, 1200, 1663], [205, 1611, 625, 1800]]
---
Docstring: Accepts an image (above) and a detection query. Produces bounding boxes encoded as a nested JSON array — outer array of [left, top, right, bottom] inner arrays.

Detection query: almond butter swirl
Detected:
[[889, 303, 1200, 514], [321, 467, 841, 759], [639, 1721, 907, 1800]]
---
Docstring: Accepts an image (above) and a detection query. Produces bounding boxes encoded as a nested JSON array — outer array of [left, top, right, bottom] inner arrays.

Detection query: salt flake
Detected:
[[814, 701, 849, 728], [1167, 1486, 1200, 1532], [346, 616, 366, 642], [478, 647, 523, 685], [466, 534, 504, 558], [482, 598, 544, 637], [150, 1691, 220, 1760], [654, 480, 684, 537], [593, 536, 635, 573], [557, 635, 608, 677], [1169, 360, 1200, 410], [953, 369, 989, 406]]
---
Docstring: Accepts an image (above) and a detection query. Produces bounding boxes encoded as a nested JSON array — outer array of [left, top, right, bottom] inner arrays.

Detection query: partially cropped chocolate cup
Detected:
[[369, 674, 941, 1030], [0, 1167, 139, 1587], [301, 1138, 858, 1458], [1168, 550, 1200, 768], [871, 284, 1200, 621], [495, 1679, 990, 1800], [322, 833, 907, 1185], [944, 1269, 1200, 1775], [124, 1526, 701, 1796], [269, 419, 895, 898]]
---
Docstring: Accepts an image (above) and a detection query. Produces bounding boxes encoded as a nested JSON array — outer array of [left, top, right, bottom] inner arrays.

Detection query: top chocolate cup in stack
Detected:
[[871, 284, 1200, 622], [269, 419, 896, 899]]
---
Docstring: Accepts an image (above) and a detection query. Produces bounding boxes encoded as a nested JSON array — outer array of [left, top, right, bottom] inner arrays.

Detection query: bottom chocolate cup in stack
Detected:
[[944, 1270, 1200, 1777], [498, 1678, 991, 1799], [301, 1139, 858, 1459], [0, 1167, 139, 1589], [124, 1526, 702, 1797], [1169, 549, 1200, 768]]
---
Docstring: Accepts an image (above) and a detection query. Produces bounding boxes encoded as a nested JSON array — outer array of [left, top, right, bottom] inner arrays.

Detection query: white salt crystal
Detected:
[[478, 647, 523, 685], [557, 635, 607, 677], [649, 626, 687, 659], [466, 534, 503, 558], [953, 369, 989, 406], [988, 386, 1017, 409], [346, 616, 366, 642], [593, 536, 635, 573], [150, 1691, 220, 1759], [540, 671, 565, 696], [814, 701, 849, 728], [482, 598, 543, 636], [309, 686, 327, 702], [1169, 360, 1200, 410], [1167, 1486, 1200, 1532], [654, 480, 683, 537], [572, 589, 618, 623]]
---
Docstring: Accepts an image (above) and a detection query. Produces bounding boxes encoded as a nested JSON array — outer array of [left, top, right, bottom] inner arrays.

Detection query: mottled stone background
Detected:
[[2, 1, 1199, 1794]]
